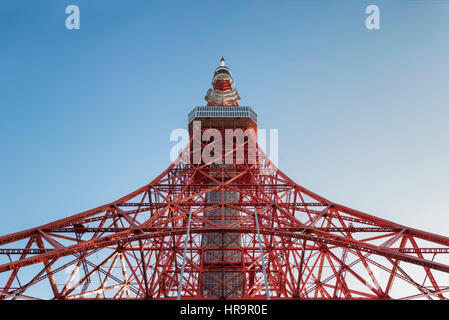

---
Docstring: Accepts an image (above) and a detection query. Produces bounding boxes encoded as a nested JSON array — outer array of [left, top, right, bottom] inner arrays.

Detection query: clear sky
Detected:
[[0, 0, 448, 239]]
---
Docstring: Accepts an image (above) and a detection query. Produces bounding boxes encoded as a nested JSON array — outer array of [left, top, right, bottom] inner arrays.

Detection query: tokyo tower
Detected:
[[1, 58, 449, 300]]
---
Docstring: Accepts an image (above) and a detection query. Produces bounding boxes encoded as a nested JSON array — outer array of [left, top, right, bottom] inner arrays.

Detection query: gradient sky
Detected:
[[1, 0, 448, 240]]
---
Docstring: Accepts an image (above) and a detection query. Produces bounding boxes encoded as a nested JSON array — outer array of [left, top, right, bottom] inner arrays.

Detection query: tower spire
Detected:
[[204, 57, 241, 106]]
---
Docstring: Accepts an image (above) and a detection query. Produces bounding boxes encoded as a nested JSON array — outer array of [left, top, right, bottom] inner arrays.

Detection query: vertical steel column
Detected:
[[177, 207, 192, 300], [254, 208, 270, 300]]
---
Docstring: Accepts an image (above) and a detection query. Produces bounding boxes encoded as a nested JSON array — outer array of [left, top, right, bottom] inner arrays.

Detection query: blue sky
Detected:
[[0, 0, 448, 237]]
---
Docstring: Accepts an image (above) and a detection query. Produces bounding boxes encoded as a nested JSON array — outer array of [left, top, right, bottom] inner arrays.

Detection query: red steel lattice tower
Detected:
[[1, 58, 449, 300]]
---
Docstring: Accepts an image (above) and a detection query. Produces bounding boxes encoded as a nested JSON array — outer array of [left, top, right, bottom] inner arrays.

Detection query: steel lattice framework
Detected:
[[1, 59, 449, 300], [1, 143, 449, 300]]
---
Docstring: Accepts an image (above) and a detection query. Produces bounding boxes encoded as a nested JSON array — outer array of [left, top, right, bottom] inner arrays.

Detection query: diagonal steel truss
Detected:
[[1, 140, 449, 300]]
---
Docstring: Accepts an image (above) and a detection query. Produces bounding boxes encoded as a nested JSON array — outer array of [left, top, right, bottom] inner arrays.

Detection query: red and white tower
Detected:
[[1, 59, 449, 300]]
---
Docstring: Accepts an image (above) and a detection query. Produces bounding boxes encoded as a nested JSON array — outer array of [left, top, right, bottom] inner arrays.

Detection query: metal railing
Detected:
[[188, 106, 257, 124]]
